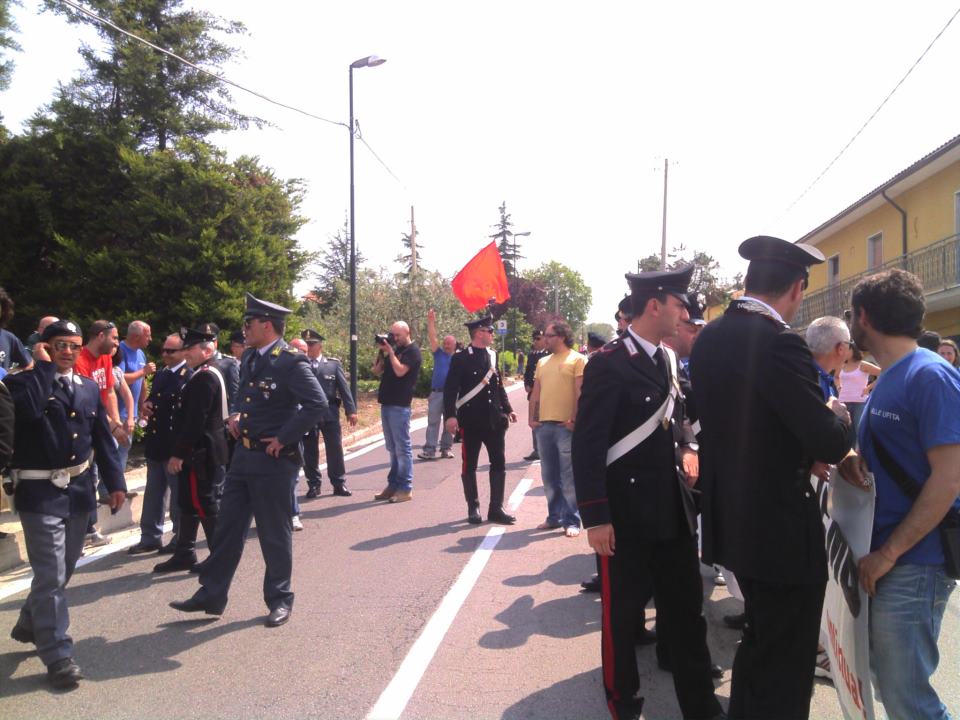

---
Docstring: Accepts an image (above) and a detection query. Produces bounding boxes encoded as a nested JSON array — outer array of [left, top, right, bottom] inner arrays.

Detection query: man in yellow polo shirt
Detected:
[[529, 320, 586, 537]]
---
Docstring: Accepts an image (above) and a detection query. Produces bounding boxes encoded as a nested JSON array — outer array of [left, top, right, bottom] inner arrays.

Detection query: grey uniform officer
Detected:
[[4, 320, 126, 688], [170, 294, 326, 627], [301, 329, 357, 498]]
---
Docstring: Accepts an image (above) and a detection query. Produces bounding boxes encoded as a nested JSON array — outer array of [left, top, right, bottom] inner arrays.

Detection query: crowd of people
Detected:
[[1, 234, 959, 720]]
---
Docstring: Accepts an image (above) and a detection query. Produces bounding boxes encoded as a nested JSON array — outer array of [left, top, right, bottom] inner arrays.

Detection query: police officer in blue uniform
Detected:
[[572, 268, 723, 720], [443, 316, 517, 525], [128, 333, 192, 555], [4, 320, 126, 688], [154, 326, 230, 573], [301, 329, 357, 498], [170, 294, 326, 627]]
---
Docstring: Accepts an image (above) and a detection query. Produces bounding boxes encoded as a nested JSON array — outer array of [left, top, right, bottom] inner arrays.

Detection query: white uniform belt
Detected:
[[14, 458, 91, 481], [605, 396, 671, 466], [456, 367, 495, 409]]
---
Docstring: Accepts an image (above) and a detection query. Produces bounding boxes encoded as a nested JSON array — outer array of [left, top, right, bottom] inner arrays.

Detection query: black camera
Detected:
[[375, 332, 395, 346]]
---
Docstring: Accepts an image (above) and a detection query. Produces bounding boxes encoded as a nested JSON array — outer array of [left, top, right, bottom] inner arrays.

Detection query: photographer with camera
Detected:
[[372, 321, 422, 503]]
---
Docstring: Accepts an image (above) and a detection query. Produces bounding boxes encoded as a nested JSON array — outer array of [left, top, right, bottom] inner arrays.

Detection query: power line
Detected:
[[782, 4, 960, 215], [55, 0, 406, 188], [58, 0, 345, 128]]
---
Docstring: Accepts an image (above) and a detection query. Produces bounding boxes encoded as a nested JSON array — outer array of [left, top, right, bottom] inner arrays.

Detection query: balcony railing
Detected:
[[793, 233, 960, 329]]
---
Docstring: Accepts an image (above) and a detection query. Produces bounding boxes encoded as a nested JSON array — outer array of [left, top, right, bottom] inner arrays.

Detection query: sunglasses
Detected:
[[479, 327, 494, 333], [53, 340, 82, 352], [543, 332, 558, 338], [242, 317, 263, 328], [161, 347, 182, 354]]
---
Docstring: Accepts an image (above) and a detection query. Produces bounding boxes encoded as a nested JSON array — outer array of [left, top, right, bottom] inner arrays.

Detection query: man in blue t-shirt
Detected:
[[117, 321, 156, 469], [0, 287, 32, 373], [418, 308, 457, 460], [846, 268, 959, 720]]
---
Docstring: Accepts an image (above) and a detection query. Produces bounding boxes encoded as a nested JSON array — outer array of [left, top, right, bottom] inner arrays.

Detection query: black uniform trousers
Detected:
[[728, 577, 826, 720], [194, 447, 298, 612], [460, 424, 506, 475], [599, 534, 721, 720], [303, 419, 346, 488]]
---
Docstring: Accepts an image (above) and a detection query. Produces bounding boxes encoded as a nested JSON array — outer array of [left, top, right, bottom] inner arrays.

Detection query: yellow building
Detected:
[[793, 134, 960, 337]]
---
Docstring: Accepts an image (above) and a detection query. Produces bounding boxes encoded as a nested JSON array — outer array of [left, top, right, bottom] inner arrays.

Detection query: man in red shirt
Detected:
[[74, 320, 127, 545]]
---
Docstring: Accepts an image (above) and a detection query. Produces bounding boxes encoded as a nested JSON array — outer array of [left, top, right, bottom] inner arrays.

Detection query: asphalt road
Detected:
[[1, 386, 957, 719]]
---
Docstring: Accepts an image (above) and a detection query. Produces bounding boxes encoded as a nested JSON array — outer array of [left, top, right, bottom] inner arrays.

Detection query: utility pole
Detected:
[[660, 158, 669, 270], [409, 205, 418, 275]]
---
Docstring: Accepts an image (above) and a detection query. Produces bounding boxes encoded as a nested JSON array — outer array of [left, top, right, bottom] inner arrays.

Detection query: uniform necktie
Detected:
[[653, 348, 669, 387], [59, 376, 74, 398]]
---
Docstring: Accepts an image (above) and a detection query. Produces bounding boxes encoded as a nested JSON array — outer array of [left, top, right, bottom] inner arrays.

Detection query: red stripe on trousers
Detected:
[[460, 428, 467, 475], [600, 554, 620, 719], [189, 467, 206, 520]]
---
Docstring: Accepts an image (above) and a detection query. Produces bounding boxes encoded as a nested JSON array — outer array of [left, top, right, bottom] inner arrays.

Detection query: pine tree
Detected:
[[46, 0, 260, 151], [314, 218, 365, 314], [489, 201, 523, 277]]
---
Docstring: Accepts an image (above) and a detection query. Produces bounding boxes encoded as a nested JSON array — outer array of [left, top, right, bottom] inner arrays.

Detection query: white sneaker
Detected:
[[564, 526, 581, 538], [292, 516, 304, 532]]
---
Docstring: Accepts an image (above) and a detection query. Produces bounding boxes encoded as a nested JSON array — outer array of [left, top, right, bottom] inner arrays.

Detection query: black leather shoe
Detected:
[[169, 596, 223, 616], [487, 508, 517, 525], [332, 483, 352, 497], [467, 507, 483, 524], [580, 575, 600, 593], [10, 623, 34, 644], [265, 606, 291, 627], [723, 612, 746, 630], [305, 486, 320, 499], [523, 452, 539, 461], [634, 627, 657, 646], [154, 554, 198, 573], [127, 542, 161, 555], [157, 540, 177, 555], [47, 657, 83, 688]]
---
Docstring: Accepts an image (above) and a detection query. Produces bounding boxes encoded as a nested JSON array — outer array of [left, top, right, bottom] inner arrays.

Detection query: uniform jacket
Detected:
[[213, 353, 241, 414], [5, 361, 125, 517], [170, 360, 229, 470], [237, 340, 327, 448], [572, 334, 698, 541], [0, 381, 12, 470], [144, 361, 192, 462], [524, 349, 548, 393], [308, 355, 356, 423], [443, 345, 513, 430], [689, 298, 854, 585]]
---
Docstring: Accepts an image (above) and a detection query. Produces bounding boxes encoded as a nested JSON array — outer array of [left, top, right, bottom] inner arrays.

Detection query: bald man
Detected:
[[372, 320, 422, 502], [419, 308, 457, 460]]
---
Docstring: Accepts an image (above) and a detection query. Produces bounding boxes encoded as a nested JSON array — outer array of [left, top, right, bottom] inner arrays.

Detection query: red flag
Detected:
[[451, 242, 511, 312]]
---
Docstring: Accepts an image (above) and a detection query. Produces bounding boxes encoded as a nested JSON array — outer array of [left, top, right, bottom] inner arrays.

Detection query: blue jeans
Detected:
[[870, 563, 956, 720], [381, 405, 413, 491], [421, 391, 452, 455], [139, 459, 179, 546], [536, 423, 580, 528]]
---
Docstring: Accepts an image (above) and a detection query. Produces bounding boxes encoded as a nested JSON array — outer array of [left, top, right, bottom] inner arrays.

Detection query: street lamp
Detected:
[[348, 54, 386, 404]]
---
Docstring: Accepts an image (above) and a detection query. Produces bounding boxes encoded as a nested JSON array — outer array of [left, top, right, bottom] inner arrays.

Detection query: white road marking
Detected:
[[0, 382, 528, 602], [366, 476, 535, 720]]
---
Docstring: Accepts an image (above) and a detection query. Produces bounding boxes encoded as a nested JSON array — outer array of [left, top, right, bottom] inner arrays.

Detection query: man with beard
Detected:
[[690, 236, 854, 719], [154, 326, 229, 573]]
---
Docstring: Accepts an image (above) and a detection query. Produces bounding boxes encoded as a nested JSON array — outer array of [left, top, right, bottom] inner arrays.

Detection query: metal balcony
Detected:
[[793, 233, 960, 330]]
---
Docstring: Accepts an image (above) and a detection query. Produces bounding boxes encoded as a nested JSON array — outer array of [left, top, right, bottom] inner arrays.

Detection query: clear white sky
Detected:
[[5, 1, 960, 325]]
